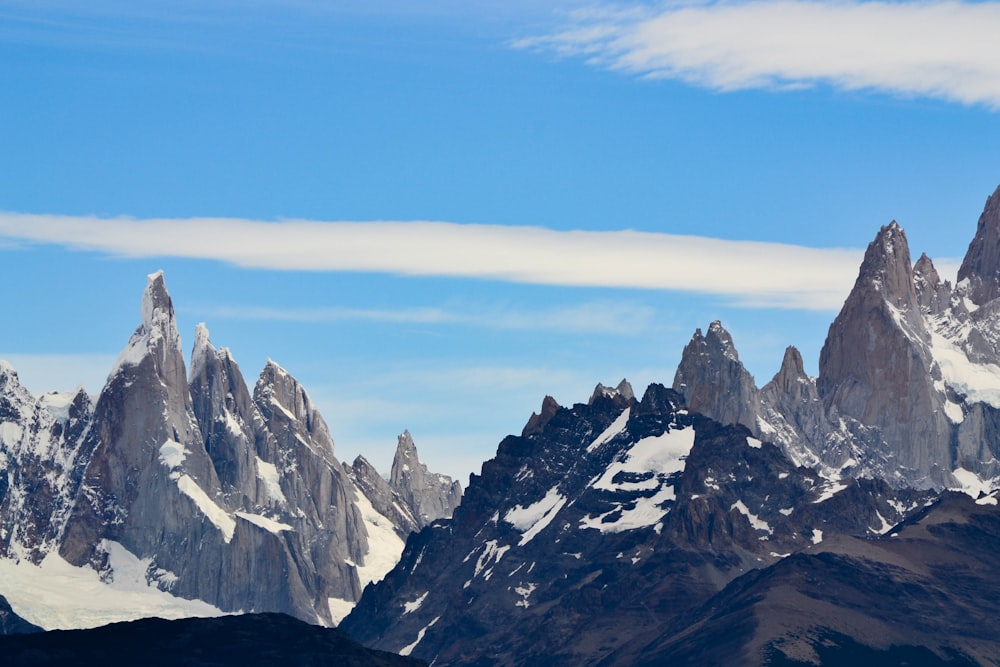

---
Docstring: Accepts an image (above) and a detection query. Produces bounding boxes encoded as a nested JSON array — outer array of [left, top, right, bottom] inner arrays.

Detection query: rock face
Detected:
[[673, 322, 762, 432], [348, 433, 462, 538], [633, 492, 1000, 665], [1, 272, 462, 628], [389, 431, 462, 528], [0, 363, 93, 562], [342, 384, 932, 665], [671, 188, 1000, 491], [958, 184, 1000, 307]]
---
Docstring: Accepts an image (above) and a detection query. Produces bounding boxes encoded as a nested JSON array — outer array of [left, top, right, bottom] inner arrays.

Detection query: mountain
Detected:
[[632, 491, 1000, 665], [341, 185, 1000, 665], [0, 612, 426, 666], [0, 272, 460, 629], [341, 384, 934, 665], [672, 186, 1000, 492]]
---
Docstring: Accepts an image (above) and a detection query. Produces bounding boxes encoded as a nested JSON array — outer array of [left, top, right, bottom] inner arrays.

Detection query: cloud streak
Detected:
[[197, 301, 656, 336], [515, 1, 1000, 108], [0, 212, 862, 310]]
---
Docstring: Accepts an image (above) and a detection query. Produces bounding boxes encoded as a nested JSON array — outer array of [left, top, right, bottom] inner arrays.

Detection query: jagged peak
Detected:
[[913, 252, 940, 285], [189, 323, 215, 381], [851, 219, 917, 310], [0, 359, 18, 381], [589, 379, 634, 404], [140, 270, 175, 334], [522, 395, 561, 436], [767, 346, 809, 395], [706, 320, 739, 361], [396, 430, 417, 456], [957, 184, 1000, 306], [109, 271, 184, 378]]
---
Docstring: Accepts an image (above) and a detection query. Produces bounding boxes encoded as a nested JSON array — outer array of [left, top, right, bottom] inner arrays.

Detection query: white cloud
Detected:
[[196, 300, 656, 336], [515, 0, 1000, 108], [0, 212, 862, 310]]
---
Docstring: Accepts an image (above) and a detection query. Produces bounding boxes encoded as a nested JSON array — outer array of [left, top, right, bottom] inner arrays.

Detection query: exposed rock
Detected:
[[957, 184, 1000, 307], [347, 456, 419, 537], [521, 395, 561, 437], [818, 222, 951, 487], [0, 363, 93, 562], [342, 383, 933, 666], [389, 431, 462, 526], [672, 321, 762, 431]]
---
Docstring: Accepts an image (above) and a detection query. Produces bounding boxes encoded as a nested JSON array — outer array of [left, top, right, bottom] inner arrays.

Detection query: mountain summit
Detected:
[[0, 273, 460, 629]]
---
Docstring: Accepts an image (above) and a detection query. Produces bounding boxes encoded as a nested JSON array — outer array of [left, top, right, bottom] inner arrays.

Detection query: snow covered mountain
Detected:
[[676, 185, 1000, 492], [341, 384, 937, 664], [0, 272, 461, 629], [341, 186, 1000, 665]]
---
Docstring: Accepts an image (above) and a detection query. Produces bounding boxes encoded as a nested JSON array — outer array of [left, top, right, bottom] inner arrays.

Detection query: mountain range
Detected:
[[6, 186, 1000, 665], [0, 275, 460, 628], [340, 185, 1000, 665]]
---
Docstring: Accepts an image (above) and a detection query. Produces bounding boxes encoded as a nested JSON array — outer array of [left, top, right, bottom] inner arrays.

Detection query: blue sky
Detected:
[[2, 0, 999, 481]]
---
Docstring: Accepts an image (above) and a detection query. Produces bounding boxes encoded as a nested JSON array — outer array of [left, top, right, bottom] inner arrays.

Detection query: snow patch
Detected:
[[350, 488, 406, 588], [811, 528, 824, 545], [504, 486, 567, 546], [158, 440, 188, 470], [929, 329, 1000, 410], [950, 467, 998, 498], [327, 597, 355, 625], [175, 474, 235, 542], [474, 540, 510, 578], [730, 500, 772, 535], [0, 551, 223, 630], [404, 591, 428, 615], [591, 427, 695, 492], [514, 582, 537, 608], [812, 481, 848, 504], [255, 456, 286, 504], [587, 407, 631, 452], [399, 616, 440, 657], [746, 436, 762, 449]]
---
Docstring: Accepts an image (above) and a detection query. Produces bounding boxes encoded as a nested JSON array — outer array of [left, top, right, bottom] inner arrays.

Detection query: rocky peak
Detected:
[[522, 395, 562, 437], [390, 431, 462, 527], [672, 322, 760, 431], [854, 221, 920, 311], [109, 271, 188, 398], [254, 360, 333, 456], [913, 253, 952, 315], [958, 184, 1000, 306], [768, 347, 808, 396], [347, 455, 419, 537], [818, 221, 950, 487], [588, 379, 635, 406]]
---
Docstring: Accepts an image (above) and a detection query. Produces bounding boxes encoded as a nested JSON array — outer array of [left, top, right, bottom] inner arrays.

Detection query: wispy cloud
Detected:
[[197, 300, 656, 336], [515, 1, 1000, 108], [0, 212, 862, 310]]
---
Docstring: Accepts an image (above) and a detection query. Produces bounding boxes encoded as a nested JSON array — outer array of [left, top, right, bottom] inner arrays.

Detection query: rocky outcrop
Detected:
[[958, 184, 1000, 307], [25, 272, 441, 626], [0, 363, 93, 561], [343, 383, 934, 665], [389, 432, 462, 527], [672, 321, 762, 431], [346, 456, 419, 537], [818, 222, 952, 487]]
